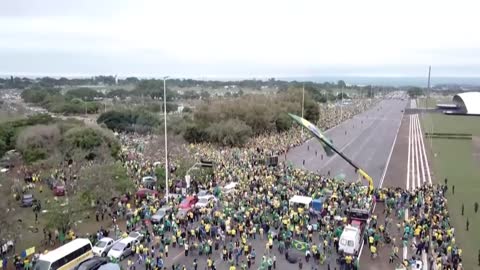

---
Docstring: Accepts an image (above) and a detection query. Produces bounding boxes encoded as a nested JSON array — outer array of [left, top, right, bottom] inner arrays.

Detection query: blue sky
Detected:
[[1, 0, 480, 78]]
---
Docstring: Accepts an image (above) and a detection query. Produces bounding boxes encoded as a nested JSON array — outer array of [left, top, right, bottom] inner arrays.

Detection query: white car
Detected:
[[93, 237, 117, 257], [196, 190, 210, 199], [195, 195, 217, 208], [107, 237, 136, 261], [128, 231, 143, 243], [223, 182, 238, 194]]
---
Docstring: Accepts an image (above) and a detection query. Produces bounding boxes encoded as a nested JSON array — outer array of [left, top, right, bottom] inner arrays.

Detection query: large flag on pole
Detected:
[[289, 113, 335, 156]]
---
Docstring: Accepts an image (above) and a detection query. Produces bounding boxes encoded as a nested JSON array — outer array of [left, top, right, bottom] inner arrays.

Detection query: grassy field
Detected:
[[421, 113, 480, 269]]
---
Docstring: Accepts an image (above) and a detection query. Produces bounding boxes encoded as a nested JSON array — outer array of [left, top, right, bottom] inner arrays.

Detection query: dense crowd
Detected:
[[4, 97, 464, 270]]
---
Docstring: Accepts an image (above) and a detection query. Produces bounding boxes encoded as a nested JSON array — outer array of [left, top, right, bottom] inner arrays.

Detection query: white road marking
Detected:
[[407, 114, 431, 270], [416, 115, 433, 185], [415, 115, 427, 186], [404, 114, 412, 260]]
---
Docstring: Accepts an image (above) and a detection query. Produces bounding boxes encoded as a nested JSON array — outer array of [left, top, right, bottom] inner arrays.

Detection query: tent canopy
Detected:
[[289, 195, 312, 206]]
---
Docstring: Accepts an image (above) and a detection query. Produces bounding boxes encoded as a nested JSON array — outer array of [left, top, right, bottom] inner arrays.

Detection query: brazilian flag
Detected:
[[292, 240, 309, 251], [289, 114, 335, 156]]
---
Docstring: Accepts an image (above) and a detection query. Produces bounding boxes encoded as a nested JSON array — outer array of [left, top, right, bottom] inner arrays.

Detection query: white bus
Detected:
[[33, 238, 93, 270]]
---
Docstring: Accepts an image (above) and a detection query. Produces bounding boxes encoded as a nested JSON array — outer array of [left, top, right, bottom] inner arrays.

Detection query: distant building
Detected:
[[452, 92, 480, 114], [437, 92, 480, 115]]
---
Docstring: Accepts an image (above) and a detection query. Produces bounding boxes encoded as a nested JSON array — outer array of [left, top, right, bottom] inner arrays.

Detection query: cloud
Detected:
[[1, 0, 480, 76]]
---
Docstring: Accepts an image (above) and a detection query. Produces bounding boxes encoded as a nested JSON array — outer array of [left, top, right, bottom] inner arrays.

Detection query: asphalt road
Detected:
[[286, 98, 408, 187]]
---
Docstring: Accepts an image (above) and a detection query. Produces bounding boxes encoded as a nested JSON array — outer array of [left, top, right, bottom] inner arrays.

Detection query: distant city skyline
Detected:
[[1, 0, 480, 78]]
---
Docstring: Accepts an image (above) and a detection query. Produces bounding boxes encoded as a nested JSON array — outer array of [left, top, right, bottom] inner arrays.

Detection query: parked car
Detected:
[[97, 263, 120, 270], [195, 195, 217, 209], [135, 188, 159, 199], [223, 182, 238, 194], [141, 176, 156, 189], [179, 196, 198, 210], [151, 206, 173, 224], [53, 185, 65, 196], [196, 190, 210, 199], [93, 237, 117, 257], [74, 257, 108, 270], [128, 231, 143, 243], [21, 194, 35, 207], [107, 237, 136, 261]]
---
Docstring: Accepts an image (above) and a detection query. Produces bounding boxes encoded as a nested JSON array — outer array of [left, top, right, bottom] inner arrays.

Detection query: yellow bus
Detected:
[[33, 238, 93, 270]]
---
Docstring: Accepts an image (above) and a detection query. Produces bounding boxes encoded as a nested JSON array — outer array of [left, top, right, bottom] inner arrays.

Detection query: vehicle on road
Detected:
[[338, 208, 370, 255], [179, 196, 198, 210], [92, 237, 117, 257], [33, 238, 93, 270], [135, 188, 159, 199], [195, 195, 217, 209], [53, 185, 66, 196], [21, 194, 36, 207], [151, 206, 173, 224], [196, 190, 210, 198], [222, 182, 238, 194], [141, 176, 156, 189], [127, 231, 143, 243], [97, 263, 120, 270], [74, 257, 108, 270], [107, 237, 135, 261]]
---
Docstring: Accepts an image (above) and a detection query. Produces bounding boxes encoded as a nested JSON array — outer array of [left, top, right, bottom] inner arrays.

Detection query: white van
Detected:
[[338, 224, 361, 255]]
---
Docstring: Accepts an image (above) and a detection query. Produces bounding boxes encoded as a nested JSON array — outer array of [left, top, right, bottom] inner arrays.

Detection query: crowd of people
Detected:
[[2, 97, 465, 270]]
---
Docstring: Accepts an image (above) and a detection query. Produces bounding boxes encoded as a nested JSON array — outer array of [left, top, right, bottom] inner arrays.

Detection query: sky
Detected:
[[1, 0, 480, 78]]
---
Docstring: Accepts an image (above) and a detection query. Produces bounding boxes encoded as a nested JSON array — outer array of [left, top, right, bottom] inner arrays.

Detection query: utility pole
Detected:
[[301, 83, 305, 136], [427, 66, 433, 149], [163, 76, 169, 203], [301, 83, 305, 119], [340, 86, 343, 120]]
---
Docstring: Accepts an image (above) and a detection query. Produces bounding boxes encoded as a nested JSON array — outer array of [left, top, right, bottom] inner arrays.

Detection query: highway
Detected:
[[286, 98, 408, 187]]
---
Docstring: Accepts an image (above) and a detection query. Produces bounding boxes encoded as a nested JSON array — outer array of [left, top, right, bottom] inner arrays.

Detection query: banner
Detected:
[[21, 246, 35, 258]]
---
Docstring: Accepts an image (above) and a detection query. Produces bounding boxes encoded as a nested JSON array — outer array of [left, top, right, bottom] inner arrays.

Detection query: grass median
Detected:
[[421, 113, 480, 269]]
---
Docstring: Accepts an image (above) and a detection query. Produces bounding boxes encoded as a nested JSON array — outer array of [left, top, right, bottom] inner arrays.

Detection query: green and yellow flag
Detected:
[[289, 113, 335, 156]]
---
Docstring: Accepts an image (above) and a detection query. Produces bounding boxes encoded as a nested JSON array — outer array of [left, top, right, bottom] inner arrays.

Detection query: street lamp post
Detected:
[[301, 84, 305, 137], [163, 76, 169, 203]]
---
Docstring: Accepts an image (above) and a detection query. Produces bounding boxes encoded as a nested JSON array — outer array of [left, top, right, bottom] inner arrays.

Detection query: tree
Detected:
[[407, 87, 424, 98], [200, 91, 210, 100], [16, 125, 61, 164], [337, 92, 349, 100], [66, 87, 104, 101], [337, 80, 347, 88], [62, 127, 120, 160], [275, 113, 293, 131], [97, 110, 160, 133], [78, 162, 134, 205], [182, 90, 200, 99], [106, 89, 129, 99], [206, 118, 252, 146]]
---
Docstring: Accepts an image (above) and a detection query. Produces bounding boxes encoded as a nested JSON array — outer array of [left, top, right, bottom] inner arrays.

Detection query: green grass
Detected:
[[421, 113, 480, 269], [417, 96, 453, 109]]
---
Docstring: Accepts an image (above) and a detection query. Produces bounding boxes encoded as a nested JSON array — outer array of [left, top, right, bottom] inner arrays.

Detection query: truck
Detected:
[[338, 208, 370, 256]]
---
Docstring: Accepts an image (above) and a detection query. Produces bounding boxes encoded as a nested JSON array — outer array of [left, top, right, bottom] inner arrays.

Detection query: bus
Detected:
[[33, 238, 93, 270]]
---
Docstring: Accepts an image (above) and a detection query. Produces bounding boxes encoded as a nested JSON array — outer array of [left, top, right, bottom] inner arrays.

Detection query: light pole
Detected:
[[163, 76, 169, 203], [301, 83, 305, 136]]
